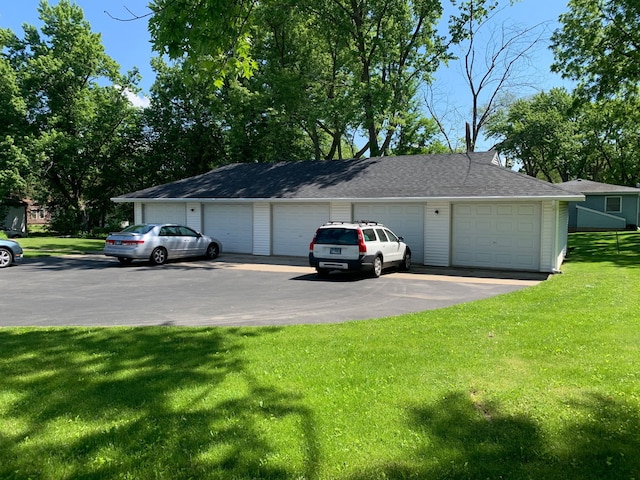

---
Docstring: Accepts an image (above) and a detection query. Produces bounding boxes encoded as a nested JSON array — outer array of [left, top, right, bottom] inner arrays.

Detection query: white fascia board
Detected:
[[111, 194, 585, 203]]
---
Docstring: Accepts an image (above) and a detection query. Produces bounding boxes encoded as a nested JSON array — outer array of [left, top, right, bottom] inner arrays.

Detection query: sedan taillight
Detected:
[[105, 239, 144, 245]]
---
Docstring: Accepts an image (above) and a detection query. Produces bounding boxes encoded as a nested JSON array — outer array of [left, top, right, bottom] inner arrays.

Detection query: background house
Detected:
[[1, 198, 27, 238], [112, 152, 584, 273], [1, 199, 51, 237], [559, 179, 640, 232]]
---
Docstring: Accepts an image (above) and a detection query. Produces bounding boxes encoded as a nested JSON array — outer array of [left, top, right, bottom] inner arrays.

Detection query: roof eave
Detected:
[[111, 194, 586, 203]]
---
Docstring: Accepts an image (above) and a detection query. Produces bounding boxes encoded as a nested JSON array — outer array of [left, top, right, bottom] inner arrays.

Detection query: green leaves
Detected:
[[552, 0, 640, 100], [2, 0, 140, 233]]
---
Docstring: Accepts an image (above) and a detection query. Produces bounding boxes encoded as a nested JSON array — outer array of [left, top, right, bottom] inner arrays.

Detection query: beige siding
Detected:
[[134, 202, 143, 224], [554, 202, 569, 271], [253, 203, 271, 256], [424, 201, 451, 266], [330, 202, 352, 222], [539, 201, 555, 272], [186, 202, 202, 232]]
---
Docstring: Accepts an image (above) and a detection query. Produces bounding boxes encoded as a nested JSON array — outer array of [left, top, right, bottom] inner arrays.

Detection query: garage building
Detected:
[[112, 152, 584, 273]]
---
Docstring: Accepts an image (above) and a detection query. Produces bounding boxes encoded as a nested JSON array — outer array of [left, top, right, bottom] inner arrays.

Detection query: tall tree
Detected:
[[551, 0, 640, 100], [143, 59, 227, 180], [148, 0, 258, 85], [0, 30, 30, 199], [485, 88, 581, 181], [576, 98, 640, 186], [147, 0, 450, 159], [426, 0, 549, 152], [3, 0, 140, 232]]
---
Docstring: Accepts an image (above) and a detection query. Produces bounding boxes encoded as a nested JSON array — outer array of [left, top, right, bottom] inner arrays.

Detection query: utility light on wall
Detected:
[[434, 209, 439, 215]]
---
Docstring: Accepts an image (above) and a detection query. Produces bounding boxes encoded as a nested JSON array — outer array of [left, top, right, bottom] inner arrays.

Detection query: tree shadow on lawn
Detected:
[[566, 231, 640, 268], [347, 391, 640, 480], [0, 328, 319, 479]]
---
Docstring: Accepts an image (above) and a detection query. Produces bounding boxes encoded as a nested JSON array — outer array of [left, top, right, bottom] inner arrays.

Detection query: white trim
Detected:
[[113, 194, 585, 204], [604, 196, 622, 213], [576, 204, 625, 221]]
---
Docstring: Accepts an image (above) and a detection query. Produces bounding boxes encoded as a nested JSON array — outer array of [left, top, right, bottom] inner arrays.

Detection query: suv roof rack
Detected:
[[354, 220, 383, 226], [321, 220, 384, 227]]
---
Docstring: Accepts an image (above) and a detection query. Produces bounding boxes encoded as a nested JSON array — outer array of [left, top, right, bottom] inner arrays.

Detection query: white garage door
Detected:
[[272, 204, 330, 256], [353, 204, 424, 262], [143, 203, 186, 225], [203, 204, 253, 253], [452, 203, 541, 270]]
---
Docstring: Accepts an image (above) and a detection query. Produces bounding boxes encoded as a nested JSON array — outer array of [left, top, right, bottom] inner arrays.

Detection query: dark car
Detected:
[[0, 238, 24, 268]]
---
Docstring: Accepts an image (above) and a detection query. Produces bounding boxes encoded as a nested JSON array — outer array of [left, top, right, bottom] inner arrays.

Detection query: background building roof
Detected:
[[560, 179, 640, 194]]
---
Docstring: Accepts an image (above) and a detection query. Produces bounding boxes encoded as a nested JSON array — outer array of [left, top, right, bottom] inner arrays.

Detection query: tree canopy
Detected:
[[1, 0, 140, 232], [551, 0, 640, 100]]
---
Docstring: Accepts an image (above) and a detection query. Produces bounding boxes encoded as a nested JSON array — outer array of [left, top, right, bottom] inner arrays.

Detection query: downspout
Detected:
[[551, 200, 562, 274]]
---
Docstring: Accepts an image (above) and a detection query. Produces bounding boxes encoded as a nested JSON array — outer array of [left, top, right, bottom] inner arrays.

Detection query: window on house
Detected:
[[605, 196, 622, 213]]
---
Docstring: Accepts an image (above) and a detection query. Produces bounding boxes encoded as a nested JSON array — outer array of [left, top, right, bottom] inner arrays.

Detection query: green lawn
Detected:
[[1, 232, 638, 479], [16, 236, 105, 257]]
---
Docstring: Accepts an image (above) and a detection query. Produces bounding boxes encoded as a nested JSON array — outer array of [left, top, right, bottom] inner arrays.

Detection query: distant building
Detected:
[[1, 198, 27, 237], [560, 179, 640, 232], [1, 198, 51, 237]]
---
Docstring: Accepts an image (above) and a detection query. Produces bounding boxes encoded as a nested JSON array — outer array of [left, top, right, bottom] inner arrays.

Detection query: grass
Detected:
[[15, 236, 105, 257], [0, 232, 639, 479]]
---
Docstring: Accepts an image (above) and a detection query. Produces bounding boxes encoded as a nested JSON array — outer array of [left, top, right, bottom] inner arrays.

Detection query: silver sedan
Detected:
[[104, 224, 222, 265]]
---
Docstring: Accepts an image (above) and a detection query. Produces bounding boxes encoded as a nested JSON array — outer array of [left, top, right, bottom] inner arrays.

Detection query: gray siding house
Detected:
[[560, 179, 640, 232], [113, 152, 584, 273]]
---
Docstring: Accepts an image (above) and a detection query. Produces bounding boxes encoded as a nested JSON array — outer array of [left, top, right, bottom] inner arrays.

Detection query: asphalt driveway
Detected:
[[0, 254, 546, 327]]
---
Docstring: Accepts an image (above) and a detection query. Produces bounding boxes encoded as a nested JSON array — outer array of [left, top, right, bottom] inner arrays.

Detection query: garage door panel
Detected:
[[354, 204, 424, 262], [144, 203, 186, 225], [203, 204, 253, 253], [273, 204, 329, 257], [453, 203, 541, 271]]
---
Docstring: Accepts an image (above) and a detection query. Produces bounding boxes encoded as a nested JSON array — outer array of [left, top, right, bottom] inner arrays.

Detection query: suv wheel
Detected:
[[371, 255, 383, 278], [399, 249, 411, 271], [316, 268, 330, 277]]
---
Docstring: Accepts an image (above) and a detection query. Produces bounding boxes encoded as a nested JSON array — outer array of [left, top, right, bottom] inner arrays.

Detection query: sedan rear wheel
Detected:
[[371, 255, 383, 278], [0, 247, 12, 268], [150, 247, 167, 265], [205, 243, 219, 260]]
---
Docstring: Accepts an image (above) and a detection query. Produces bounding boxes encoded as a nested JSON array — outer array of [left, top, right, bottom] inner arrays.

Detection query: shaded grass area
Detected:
[[1, 232, 639, 479], [16, 236, 105, 257]]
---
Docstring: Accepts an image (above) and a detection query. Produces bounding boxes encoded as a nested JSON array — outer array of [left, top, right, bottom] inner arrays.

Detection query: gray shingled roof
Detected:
[[115, 152, 583, 201], [560, 179, 640, 194]]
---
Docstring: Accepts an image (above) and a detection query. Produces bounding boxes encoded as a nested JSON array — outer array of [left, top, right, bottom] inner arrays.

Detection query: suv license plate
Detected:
[[330, 247, 341, 254]]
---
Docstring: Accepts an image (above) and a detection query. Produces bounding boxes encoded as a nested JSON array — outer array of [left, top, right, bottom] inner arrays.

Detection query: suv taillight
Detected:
[[309, 229, 319, 251], [357, 228, 367, 253]]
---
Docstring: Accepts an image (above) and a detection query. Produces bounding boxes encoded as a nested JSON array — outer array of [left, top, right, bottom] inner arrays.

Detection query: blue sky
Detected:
[[1, 0, 572, 146]]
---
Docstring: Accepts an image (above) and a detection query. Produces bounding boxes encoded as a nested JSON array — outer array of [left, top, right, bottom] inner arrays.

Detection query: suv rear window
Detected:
[[315, 228, 358, 245]]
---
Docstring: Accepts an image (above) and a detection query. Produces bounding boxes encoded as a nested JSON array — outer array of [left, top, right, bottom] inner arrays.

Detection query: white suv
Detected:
[[308, 221, 411, 278]]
